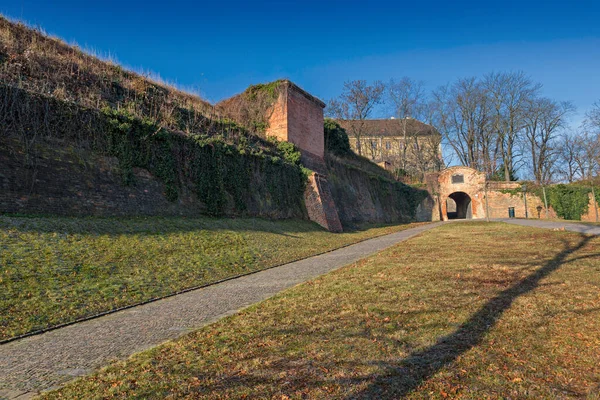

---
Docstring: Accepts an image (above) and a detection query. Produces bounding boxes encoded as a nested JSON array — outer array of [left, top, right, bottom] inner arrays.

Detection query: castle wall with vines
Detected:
[[0, 83, 308, 219]]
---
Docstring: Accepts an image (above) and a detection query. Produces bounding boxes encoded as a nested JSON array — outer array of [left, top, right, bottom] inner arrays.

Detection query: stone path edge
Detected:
[[0, 222, 431, 346]]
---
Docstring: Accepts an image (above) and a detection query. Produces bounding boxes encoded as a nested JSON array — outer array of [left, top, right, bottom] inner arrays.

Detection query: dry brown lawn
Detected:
[[42, 222, 600, 399]]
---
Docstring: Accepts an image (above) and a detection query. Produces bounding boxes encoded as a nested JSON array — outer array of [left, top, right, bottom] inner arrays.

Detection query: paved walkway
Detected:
[[0, 222, 442, 399], [499, 218, 600, 235]]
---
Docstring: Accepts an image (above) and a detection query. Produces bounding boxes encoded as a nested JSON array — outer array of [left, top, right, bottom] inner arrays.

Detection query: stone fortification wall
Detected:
[[284, 84, 325, 159], [325, 156, 427, 227], [581, 193, 600, 222], [485, 183, 557, 219], [0, 84, 307, 219], [436, 167, 486, 220], [265, 81, 325, 160], [0, 137, 201, 217]]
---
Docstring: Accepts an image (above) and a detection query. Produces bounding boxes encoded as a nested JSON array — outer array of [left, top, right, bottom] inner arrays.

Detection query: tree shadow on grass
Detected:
[[350, 233, 594, 399], [133, 232, 596, 399]]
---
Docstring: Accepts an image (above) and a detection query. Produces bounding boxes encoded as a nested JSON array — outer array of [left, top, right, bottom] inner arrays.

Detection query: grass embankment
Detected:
[[0, 215, 419, 341], [44, 222, 600, 399]]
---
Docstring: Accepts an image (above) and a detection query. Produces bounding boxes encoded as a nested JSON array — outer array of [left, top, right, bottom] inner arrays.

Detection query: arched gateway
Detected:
[[446, 191, 472, 219], [435, 166, 486, 221], [416, 166, 547, 222]]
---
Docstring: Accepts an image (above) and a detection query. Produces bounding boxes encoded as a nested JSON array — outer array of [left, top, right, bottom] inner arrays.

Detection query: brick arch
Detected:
[[437, 166, 486, 220], [446, 191, 472, 219]]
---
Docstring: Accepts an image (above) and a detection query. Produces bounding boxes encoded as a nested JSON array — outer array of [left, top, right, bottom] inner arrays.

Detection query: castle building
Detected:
[[336, 118, 443, 179]]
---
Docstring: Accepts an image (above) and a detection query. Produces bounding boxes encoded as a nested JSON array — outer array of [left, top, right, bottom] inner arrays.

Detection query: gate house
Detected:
[[418, 166, 542, 221]]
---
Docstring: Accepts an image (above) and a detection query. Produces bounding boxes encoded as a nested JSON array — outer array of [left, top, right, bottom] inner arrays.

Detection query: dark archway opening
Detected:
[[446, 192, 472, 219]]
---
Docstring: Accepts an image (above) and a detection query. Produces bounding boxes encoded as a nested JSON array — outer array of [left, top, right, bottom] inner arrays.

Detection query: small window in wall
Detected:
[[452, 174, 464, 184], [385, 141, 391, 150], [371, 140, 378, 149]]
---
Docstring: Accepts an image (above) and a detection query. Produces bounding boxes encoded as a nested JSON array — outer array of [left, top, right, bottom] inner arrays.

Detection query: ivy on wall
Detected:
[[537, 184, 599, 221], [502, 182, 600, 221], [1, 83, 307, 218], [494, 181, 599, 221], [216, 80, 285, 134], [103, 108, 307, 216]]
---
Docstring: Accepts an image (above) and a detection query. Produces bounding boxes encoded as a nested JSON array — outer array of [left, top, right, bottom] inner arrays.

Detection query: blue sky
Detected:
[[2, 0, 600, 124]]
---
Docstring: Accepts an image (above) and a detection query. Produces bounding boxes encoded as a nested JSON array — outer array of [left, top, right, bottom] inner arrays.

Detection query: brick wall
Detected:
[[485, 190, 557, 219], [265, 81, 340, 230], [419, 166, 598, 221], [436, 167, 486, 220], [286, 86, 325, 159], [415, 194, 439, 222], [266, 81, 325, 160], [582, 193, 600, 222], [0, 84, 312, 219], [0, 135, 311, 219], [265, 90, 288, 143]]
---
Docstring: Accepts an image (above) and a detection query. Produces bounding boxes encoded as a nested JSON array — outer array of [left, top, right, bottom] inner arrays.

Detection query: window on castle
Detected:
[[452, 174, 464, 184], [371, 140, 378, 149], [385, 141, 391, 150]]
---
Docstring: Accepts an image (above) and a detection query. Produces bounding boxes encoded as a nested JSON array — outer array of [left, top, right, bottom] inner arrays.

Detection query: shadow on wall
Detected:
[[415, 194, 439, 222], [325, 155, 426, 227]]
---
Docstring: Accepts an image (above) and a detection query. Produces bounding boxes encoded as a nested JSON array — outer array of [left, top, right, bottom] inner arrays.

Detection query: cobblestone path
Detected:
[[0, 222, 442, 399]]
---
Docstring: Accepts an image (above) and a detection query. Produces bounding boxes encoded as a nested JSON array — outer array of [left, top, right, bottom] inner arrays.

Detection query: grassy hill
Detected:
[[0, 15, 214, 134], [0, 15, 428, 225], [0, 15, 312, 219]]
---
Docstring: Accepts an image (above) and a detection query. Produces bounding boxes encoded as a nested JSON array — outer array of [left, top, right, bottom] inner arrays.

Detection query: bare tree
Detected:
[[576, 101, 600, 179], [327, 80, 385, 156], [408, 101, 443, 180], [483, 71, 541, 181], [523, 98, 575, 184], [430, 72, 578, 183], [557, 133, 582, 183], [427, 98, 454, 168], [574, 130, 600, 180], [431, 77, 492, 173], [585, 101, 600, 133], [388, 77, 425, 169], [363, 137, 382, 161]]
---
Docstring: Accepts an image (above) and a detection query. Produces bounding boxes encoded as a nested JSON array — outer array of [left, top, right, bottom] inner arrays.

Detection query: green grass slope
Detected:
[[0, 215, 419, 341]]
